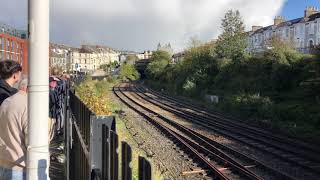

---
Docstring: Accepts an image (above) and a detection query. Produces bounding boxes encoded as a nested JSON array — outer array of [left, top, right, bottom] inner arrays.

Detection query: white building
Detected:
[[49, 43, 70, 72], [136, 51, 153, 60], [67, 45, 120, 73], [247, 6, 320, 54]]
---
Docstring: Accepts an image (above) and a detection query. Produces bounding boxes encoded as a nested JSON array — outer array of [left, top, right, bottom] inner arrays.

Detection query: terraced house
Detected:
[[67, 45, 120, 72], [247, 6, 320, 54], [50, 43, 70, 72]]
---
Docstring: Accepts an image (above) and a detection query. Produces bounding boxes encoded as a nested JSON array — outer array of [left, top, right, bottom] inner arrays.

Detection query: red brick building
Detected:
[[0, 33, 28, 75]]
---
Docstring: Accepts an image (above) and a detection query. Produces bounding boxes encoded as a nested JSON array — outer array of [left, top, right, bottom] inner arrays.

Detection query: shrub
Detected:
[[119, 63, 140, 81], [218, 93, 273, 120], [76, 79, 112, 115]]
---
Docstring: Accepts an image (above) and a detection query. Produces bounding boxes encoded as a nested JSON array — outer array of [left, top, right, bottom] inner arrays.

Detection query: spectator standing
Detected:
[[0, 78, 28, 180], [0, 60, 22, 105]]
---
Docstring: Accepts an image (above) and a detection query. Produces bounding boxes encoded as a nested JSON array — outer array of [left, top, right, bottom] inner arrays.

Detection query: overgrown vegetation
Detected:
[[75, 77, 118, 115], [145, 10, 320, 139], [100, 61, 120, 73], [75, 78, 162, 179], [119, 63, 140, 81]]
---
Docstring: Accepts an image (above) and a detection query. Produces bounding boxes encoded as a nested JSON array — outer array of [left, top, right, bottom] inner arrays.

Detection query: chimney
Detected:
[[274, 16, 285, 26], [252, 26, 263, 32], [304, 6, 319, 18]]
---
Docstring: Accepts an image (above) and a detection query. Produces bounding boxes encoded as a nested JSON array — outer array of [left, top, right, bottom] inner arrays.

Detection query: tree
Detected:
[[119, 63, 140, 81], [264, 36, 302, 65], [150, 50, 171, 62], [182, 44, 219, 91], [215, 10, 247, 62], [100, 61, 119, 72], [145, 50, 171, 80], [126, 55, 138, 64]]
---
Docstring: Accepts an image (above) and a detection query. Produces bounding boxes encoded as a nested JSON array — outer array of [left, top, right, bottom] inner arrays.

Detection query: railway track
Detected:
[[113, 83, 263, 179], [138, 84, 320, 152], [129, 83, 320, 178], [113, 83, 297, 179]]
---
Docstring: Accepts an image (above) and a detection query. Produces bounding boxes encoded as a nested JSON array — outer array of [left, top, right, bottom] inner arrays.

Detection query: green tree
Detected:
[[215, 10, 247, 62], [119, 63, 140, 81], [150, 50, 171, 62], [145, 58, 170, 80], [264, 37, 303, 65], [183, 44, 218, 91], [100, 61, 119, 72], [145, 50, 171, 80]]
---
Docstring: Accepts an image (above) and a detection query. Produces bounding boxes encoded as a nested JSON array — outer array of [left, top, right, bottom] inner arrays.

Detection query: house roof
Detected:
[[250, 12, 320, 35], [81, 45, 118, 54]]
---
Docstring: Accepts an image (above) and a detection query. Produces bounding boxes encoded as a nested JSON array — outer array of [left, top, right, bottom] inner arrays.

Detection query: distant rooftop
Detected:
[[0, 22, 27, 39]]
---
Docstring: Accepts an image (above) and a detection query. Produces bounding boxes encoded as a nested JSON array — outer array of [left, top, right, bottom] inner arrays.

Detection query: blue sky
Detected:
[[281, 0, 319, 19]]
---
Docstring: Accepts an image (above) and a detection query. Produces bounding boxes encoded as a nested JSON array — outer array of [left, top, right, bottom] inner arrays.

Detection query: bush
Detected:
[[145, 59, 169, 80], [76, 79, 112, 115], [218, 93, 273, 120], [119, 63, 140, 81]]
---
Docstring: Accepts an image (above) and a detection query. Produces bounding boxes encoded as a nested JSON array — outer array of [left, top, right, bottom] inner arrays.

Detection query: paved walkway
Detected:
[[49, 136, 65, 180]]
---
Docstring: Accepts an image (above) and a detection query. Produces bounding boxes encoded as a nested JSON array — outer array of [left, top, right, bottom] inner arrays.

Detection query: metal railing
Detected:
[[65, 88, 152, 180]]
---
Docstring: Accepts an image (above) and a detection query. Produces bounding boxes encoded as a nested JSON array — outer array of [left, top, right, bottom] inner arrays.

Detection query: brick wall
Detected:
[[0, 33, 28, 75]]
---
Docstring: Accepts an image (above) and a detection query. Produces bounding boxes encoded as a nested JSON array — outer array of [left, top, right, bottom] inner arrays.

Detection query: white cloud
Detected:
[[0, 0, 286, 52]]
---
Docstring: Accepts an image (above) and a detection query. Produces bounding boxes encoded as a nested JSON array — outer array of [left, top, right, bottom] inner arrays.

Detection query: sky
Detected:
[[281, 0, 319, 19], [0, 0, 318, 52]]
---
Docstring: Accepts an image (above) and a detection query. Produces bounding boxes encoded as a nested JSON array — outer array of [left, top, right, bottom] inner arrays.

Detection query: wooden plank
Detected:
[[181, 169, 205, 176]]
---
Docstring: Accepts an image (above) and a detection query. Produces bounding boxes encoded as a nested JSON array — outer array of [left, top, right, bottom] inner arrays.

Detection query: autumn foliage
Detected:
[[75, 78, 112, 115]]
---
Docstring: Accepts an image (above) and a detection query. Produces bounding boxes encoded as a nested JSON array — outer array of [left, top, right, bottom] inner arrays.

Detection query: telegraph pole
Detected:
[[27, 0, 50, 179]]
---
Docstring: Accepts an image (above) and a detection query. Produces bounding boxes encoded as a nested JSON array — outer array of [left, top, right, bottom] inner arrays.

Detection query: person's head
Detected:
[[0, 60, 22, 86], [18, 77, 28, 92], [50, 67, 62, 76]]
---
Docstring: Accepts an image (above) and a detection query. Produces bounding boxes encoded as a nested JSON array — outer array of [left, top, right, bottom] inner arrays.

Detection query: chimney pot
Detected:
[[305, 6, 319, 17], [274, 16, 285, 26]]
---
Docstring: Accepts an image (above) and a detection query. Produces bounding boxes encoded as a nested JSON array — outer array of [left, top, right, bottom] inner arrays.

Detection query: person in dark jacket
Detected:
[[0, 60, 22, 105]]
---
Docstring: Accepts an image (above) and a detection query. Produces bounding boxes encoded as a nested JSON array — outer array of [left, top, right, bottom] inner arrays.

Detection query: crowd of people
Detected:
[[0, 60, 69, 180]]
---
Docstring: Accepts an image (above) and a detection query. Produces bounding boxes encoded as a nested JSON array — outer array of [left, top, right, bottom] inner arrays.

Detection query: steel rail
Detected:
[[129, 84, 296, 180], [140, 84, 320, 155], [132, 84, 320, 175], [113, 84, 230, 179], [114, 84, 265, 180]]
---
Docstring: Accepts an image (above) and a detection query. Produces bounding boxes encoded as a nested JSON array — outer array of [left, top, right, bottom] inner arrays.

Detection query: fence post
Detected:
[[102, 125, 110, 180], [138, 156, 152, 180], [110, 131, 119, 180], [121, 142, 132, 180]]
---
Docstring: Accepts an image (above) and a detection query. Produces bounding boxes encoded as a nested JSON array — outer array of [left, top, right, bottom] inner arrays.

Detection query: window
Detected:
[[12, 42, 15, 51], [309, 40, 314, 48], [286, 29, 289, 37], [310, 24, 314, 35]]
